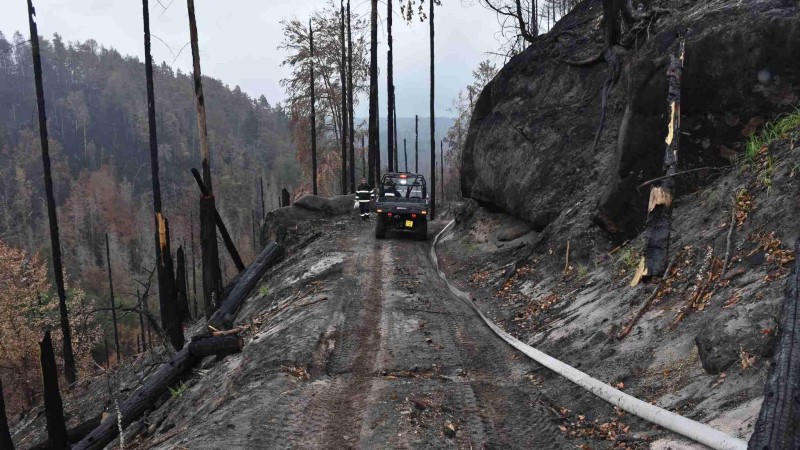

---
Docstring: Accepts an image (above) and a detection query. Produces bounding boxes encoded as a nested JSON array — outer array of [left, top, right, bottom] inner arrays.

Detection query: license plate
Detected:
[[405, 220, 414, 228]]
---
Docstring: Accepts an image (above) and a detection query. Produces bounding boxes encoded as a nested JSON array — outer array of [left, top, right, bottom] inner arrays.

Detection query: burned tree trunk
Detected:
[[105, 234, 121, 363], [309, 20, 319, 196], [282, 188, 291, 207], [340, 0, 349, 194], [190, 210, 198, 319], [260, 176, 265, 219], [0, 379, 13, 450], [361, 135, 366, 179], [137, 288, 147, 352], [27, 0, 77, 384], [162, 218, 184, 350], [347, 0, 356, 193], [391, 85, 400, 172], [368, 0, 379, 185], [415, 114, 419, 173], [73, 348, 199, 450], [144, 0, 181, 349], [188, 335, 244, 357], [642, 41, 684, 281], [429, 0, 436, 220], [749, 239, 800, 449], [404, 138, 408, 172], [40, 330, 68, 449], [188, 0, 224, 318], [386, 0, 394, 173], [176, 246, 190, 322], [190, 168, 245, 272]]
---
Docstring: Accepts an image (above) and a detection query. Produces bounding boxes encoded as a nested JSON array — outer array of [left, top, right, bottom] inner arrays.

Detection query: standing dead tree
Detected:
[[386, 0, 395, 173], [415, 114, 419, 172], [176, 246, 190, 322], [347, 0, 356, 192], [190, 168, 245, 272], [749, 238, 800, 449], [429, 0, 436, 220], [187, 0, 224, 318], [368, 0, 379, 185], [40, 330, 68, 449], [144, 0, 182, 350], [0, 379, 13, 450], [639, 41, 684, 283], [310, 20, 319, 195], [105, 234, 121, 363], [27, 0, 78, 384], [340, 0, 349, 194]]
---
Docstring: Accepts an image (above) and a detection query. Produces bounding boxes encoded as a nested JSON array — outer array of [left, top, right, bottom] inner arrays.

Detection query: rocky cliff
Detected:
[[461, 0, 800, 244]]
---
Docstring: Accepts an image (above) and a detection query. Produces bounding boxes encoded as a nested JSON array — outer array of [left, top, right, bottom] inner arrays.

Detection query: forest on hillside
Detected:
[[0, 30, 300, 412]]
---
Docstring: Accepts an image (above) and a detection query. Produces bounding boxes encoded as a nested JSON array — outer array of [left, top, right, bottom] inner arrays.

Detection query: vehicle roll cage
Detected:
[[379, 172, 427, 199]]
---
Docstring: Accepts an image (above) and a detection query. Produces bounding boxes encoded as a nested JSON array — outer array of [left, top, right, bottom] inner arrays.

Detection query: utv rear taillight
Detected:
[[412, 213, 417, 218], [387, 213, 393, 217]]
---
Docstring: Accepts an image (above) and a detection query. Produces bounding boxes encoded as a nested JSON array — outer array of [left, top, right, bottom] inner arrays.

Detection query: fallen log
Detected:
[[27, 414, 102, 450], [748, 238, 800, 449], [188, 336, 244, 357], [191, 168, 245, 272], [208, 242, 283, 330], [72, 348, 198, 450]]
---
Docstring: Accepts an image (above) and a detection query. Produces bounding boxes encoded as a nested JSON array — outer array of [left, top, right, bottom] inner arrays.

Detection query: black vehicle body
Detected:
[[374, 172, 429, 240]]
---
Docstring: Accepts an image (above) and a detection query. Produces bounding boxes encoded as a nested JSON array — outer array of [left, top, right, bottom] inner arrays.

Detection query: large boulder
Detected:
[[260, 194, 356, 245], [461, 0, 800, 243]]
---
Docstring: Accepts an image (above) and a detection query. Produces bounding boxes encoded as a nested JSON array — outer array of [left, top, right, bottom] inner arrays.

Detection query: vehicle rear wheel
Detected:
[[375, 216, 386, 239], [416, 220, 428, 241]]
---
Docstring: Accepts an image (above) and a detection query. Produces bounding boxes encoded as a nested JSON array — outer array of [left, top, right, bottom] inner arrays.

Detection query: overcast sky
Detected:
[[1, 0, 504, 117]]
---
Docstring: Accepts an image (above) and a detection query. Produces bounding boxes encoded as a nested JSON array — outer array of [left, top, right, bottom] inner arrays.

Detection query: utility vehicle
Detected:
[[374, 172, 429, 240]]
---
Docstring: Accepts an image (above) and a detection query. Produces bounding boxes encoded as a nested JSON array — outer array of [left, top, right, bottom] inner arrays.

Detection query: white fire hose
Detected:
[[431, 220, 747, 450]]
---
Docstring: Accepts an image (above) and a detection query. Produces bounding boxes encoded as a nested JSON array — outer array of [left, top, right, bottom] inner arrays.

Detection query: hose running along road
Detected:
[[431, 220, 747, 450]]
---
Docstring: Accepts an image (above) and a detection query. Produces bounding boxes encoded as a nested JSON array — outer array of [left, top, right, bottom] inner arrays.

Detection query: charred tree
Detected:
[[260, 177, 265, 219], [161, 218, 183, 349], [386, 0, 394, 173], [641, 42, 684, 281], [188, 335, 244, 357], [393, 85, 399, 170], [309, 20, 319, 196], [347, 0, 356, 193], [144, 0, 181, 349], [749, 239, 800, 449], [340, 1, 348, 195], [105, 234, 121, 363], [440, 139, 444, 201], [251, 209, 257, 250], [188, 0, 224, 318], [27, 0, 77, 384], [190, 168, 245, 272], [40, 330, 68, 449], [429, 0, 436, 220], [189, 211, 198, 319], [137, 287, 147, 352], [282, 188, 291, 207], [0, 379, 13, 450], [404, 138, 408, 172], [361, 135, 366, 178], [176, 246, 190, 322], [368, 0, 379, 185], [415, 114, 419, 173]]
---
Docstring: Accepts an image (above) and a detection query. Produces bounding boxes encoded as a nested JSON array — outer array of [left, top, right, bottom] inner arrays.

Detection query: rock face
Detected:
[[461, 0, 800, 243]]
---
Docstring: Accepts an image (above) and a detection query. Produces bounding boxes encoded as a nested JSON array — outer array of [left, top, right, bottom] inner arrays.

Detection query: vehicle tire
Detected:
[[416, 220, 428, 241], [375, 216, 386, 239]]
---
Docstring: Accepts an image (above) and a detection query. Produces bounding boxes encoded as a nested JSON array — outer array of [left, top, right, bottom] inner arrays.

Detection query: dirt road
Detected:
[[142, 219, 573, 449]]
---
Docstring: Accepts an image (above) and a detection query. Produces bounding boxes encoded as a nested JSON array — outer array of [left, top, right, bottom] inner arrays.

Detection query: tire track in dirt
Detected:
[[292, 233, 386, 449]]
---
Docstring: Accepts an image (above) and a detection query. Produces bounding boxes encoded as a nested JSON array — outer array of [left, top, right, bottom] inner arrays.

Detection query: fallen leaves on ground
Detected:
[[281, 364, 310, 381]]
